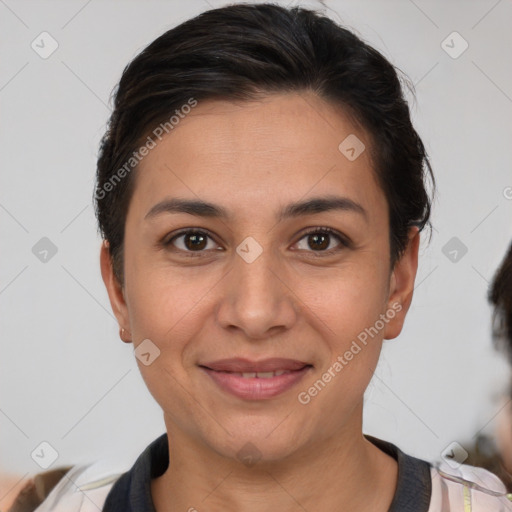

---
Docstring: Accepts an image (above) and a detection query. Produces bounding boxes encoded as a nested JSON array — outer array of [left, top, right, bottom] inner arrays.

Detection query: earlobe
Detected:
[[100, 240, 131, 338], [383, 227, 420, 340], [119, 327, 133, 344]]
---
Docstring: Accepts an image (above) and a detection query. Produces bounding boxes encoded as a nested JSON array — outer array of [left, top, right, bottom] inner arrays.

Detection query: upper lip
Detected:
[[200, 358, 311, 373]]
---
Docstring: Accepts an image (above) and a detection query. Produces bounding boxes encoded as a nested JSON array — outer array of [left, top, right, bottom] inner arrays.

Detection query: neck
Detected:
[[151, 405, 398, 512]]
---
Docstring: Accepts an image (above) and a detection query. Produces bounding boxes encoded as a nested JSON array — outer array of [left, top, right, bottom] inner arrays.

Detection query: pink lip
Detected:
[[199, 358, 312, 400]]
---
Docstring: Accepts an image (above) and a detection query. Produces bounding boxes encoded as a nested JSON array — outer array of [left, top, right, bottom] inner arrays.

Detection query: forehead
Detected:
[[130, 92, 385, 222]]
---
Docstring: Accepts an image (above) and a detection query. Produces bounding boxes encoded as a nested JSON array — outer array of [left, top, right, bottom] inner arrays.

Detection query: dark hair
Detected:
[[489, 243, 512, 363], [94, 2, 435, 285]]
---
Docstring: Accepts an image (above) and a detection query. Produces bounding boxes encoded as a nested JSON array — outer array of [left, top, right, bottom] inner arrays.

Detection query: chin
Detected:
[[206, 417, 310, 466]]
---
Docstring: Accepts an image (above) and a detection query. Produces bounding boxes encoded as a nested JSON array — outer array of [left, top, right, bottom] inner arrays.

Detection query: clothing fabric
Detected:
[[28, 433, 512, 512]]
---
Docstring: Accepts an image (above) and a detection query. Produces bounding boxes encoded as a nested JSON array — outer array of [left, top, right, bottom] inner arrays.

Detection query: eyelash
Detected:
[[162, 226, 350, 258]]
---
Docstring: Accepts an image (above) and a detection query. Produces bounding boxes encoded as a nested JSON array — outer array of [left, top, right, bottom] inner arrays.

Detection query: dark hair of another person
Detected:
[[93, 3, 435, 286], [465, 244, 512, 492], [490, 244, 512, 365]]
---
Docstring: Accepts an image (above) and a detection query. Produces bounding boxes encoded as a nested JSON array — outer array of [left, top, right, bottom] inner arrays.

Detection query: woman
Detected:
[[21, 3, 512, 511], [464, 243, 512, 492], [492, 244, 512, 485]]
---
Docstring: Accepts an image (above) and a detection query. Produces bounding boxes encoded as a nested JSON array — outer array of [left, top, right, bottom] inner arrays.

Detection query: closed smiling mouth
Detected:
[[210, 369, 294, 378], [198, 358, 313, 400]]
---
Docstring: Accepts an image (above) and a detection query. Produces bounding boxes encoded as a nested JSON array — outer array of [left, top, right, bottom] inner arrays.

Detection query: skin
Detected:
[[101, 91, 420, 512], [496, 396, 512, 473], [0, 473, 25, 510]]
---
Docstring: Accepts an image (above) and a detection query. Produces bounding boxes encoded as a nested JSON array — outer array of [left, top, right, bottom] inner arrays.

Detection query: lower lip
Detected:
[[201, 366, 312, 400]]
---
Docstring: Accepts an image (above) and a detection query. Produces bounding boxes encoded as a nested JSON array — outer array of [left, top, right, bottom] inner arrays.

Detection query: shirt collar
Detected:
[[103, 432, 432, 512]]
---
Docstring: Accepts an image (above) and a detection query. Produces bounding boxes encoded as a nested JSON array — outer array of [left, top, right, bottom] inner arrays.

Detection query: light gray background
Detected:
[[1, 0, 511, 479]]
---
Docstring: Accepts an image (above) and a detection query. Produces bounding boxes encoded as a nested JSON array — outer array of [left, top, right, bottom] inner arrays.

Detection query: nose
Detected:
[[215, 240, 298, 340]]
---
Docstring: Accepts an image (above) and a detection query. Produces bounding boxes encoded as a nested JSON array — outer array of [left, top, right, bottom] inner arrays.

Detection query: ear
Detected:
[[100, 240, 130, 336], [383, 226, 420, 340]]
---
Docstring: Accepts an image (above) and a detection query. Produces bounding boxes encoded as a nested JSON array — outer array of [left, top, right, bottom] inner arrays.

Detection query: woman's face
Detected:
[[102, 92, 419, 462]]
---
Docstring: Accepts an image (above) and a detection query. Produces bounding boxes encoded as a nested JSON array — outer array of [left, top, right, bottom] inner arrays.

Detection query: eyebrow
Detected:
[[144, 195, 367, 222]]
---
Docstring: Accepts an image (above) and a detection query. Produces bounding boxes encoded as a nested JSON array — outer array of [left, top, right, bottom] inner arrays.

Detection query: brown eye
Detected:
[[295, 227, 348, 254], [165, 230, 218, 253], [184, 232, 208, 250], [307, 233, 330, 251]]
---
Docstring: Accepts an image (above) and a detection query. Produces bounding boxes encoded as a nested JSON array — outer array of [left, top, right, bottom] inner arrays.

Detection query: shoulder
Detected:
[[25, 433, 169, 512], [8, 461, 126, 512], [368, 433, 512, 511], [428, 459, 512, 511]]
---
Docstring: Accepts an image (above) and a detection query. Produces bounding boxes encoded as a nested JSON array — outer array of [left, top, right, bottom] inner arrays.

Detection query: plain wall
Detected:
[[1, 0, 512, 478]]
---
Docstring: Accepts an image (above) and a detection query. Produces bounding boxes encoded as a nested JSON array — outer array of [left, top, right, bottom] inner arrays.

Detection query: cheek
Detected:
[[296, 268, 388, 421], [125, 269, 208, 415], [125, 259, 220, 343], [298, 261, 390, 341], [295, 261, 389, 397]]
